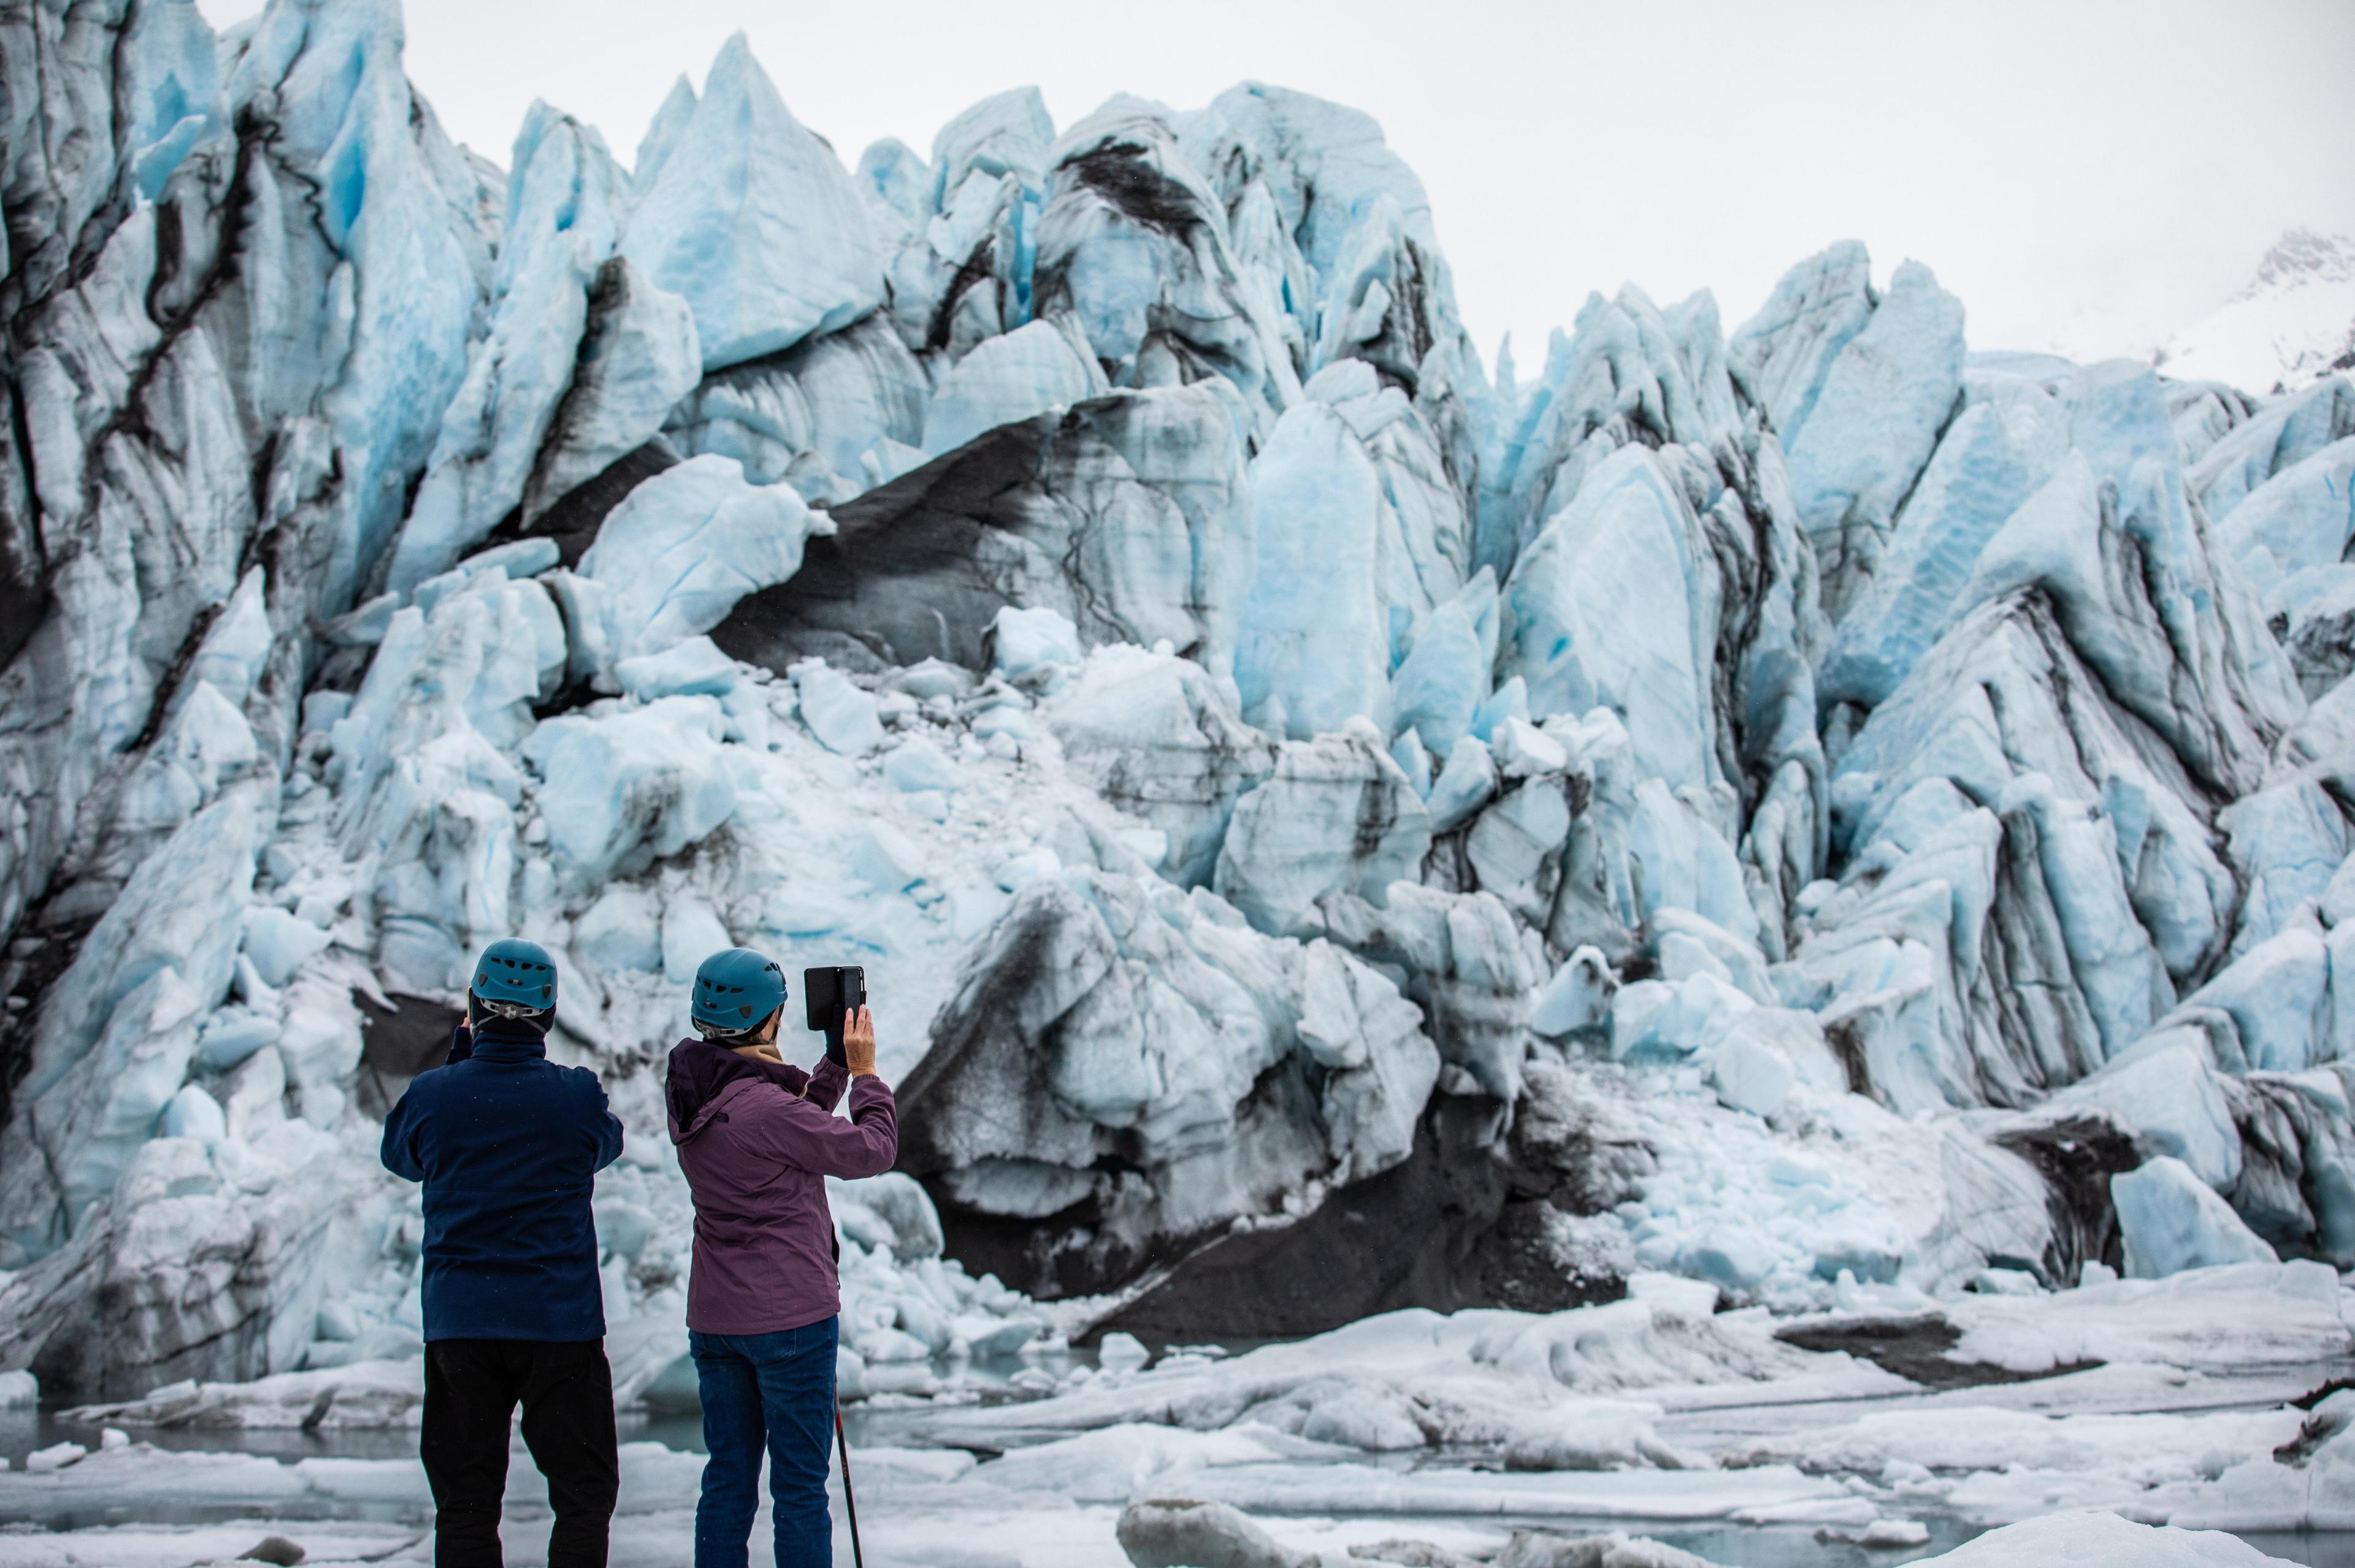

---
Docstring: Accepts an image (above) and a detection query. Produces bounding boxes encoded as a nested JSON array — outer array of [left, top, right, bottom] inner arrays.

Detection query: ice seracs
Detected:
[[386, 103, 700, 597], [921, 318, 1105, 456], [10, 18, 2355, 1541], [896, 865, 1438, 1297], [1767, 255, 1966, 619], [619, 33, 883, 372], [1499, 446, 1725, 795], [570, 453, 829, 667], [2112, 1156, 2280, 1277], [1212, 722, 1430, 939], [1043, 643, 1275, 887]]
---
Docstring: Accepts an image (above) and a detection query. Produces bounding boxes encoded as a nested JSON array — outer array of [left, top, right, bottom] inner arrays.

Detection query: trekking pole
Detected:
[[834, 1403, 865, 1568]]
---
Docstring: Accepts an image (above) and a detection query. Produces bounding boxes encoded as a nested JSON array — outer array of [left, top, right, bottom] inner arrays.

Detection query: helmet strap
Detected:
[[478, 998, 548, 1021], [694, 1006, 782, 1045], [472, 996, 555, 1038]]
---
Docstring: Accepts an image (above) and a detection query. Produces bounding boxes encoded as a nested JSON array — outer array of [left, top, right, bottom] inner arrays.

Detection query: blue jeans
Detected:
[[691, 1317, 838, 1568]]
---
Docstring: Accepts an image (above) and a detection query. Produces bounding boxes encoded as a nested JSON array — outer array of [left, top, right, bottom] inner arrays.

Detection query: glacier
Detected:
[[5, 2, 2355, 1564]]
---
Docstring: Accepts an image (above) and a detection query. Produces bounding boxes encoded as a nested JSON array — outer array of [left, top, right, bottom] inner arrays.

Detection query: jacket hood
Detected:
[[666, 1036, 802, 1145]]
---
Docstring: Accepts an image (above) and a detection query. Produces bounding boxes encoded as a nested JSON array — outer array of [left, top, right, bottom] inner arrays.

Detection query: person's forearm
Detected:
[[805, 1056, 851, 1112], [379, 1109, 423, 1182], [799, 1080, 898, 1178]]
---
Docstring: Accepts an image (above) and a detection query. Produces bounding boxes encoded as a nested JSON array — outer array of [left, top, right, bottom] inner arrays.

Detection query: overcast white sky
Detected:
[[195, 0, 2355, 369]]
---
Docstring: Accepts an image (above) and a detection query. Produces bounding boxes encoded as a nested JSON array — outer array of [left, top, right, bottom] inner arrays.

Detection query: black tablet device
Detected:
[[803, 966, 866, 1066]]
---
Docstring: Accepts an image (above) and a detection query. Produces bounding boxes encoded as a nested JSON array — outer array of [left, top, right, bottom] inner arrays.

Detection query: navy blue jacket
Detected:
[[381, 1020, 626, 1342]]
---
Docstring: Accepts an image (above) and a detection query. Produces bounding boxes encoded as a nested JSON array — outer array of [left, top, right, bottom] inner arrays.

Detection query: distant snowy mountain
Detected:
[[2154, 227, 2355, 393]]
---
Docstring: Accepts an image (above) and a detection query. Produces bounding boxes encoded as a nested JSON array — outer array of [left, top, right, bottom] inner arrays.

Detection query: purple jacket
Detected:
[[665, 1038, 898, 1336]]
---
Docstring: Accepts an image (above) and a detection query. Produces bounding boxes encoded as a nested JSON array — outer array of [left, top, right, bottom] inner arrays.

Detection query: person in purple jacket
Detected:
[[667, 947, 897, 1568]]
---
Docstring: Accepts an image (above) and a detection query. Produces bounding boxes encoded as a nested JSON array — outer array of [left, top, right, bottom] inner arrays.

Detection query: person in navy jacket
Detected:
[[383, 939, 627, 1568]]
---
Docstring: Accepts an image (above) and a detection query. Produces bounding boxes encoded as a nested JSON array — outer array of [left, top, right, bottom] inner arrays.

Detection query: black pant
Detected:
[[422, 1338, 619, 1568]]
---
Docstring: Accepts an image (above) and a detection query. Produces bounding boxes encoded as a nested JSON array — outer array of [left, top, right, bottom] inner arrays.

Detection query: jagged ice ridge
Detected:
[[4, 18, 2355, 1559]]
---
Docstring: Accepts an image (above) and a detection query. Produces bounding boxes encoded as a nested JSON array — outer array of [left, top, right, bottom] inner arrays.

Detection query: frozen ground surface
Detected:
[[6, 1263, 2355, 1566]]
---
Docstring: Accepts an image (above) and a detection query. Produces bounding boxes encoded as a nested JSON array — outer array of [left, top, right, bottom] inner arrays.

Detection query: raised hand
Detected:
[[843, 1006, 877, 1077]]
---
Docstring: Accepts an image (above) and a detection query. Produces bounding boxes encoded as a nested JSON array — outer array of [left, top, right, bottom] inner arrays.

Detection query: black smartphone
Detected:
[[803, 966, 866, 1066]]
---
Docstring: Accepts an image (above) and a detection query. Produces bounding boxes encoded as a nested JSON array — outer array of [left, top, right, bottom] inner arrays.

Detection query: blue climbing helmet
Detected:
[[692, 947, 789, 1038], [470, 937, 557, 1019]]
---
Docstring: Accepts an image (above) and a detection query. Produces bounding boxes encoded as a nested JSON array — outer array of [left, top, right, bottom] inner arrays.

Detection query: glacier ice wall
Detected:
[[6, 0, 2355, 1400]]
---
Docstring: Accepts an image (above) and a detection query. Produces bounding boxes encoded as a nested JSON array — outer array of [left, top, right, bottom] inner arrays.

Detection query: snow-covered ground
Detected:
[[2, 1260, 2354, 1565]]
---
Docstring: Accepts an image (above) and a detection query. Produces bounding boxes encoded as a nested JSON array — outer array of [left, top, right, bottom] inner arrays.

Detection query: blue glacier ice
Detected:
[[2113, 1157, 2280, 1277], [922, 318, 1104, 456], [2218, 435, 2355, 605], [13, 0, 2355, 1431], [620, 34, 884, 371], [1214, 724, 1430, 938], [929, 87, 1055, 212], [1307, 358, 1473, 660], [573, 454, 827, 664], [1042, 643, 1274, 887], [123, 0, 218, 200], [388, 104, 699, 595], [2191, 377, 2355, 523], [1820, 372, 2071, 710], [522, 697, 738, 886], [861, 88, 1047, 361], [223, 0, 497, 606], [1478, 282, 1742, 577], [2058, 1040, 2242, 1189], [1778, 260, 1967, 615], [1426, 736, 1499, 833], [990, 605, 1085, 680], [1235, 403, 1395, 738], [1729, 240, 1878, 444], [792, 659, 886, 757], [0, 781, 273, 1252], [630, 75, 700, 196], [1500, 446, 1723, 795]]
